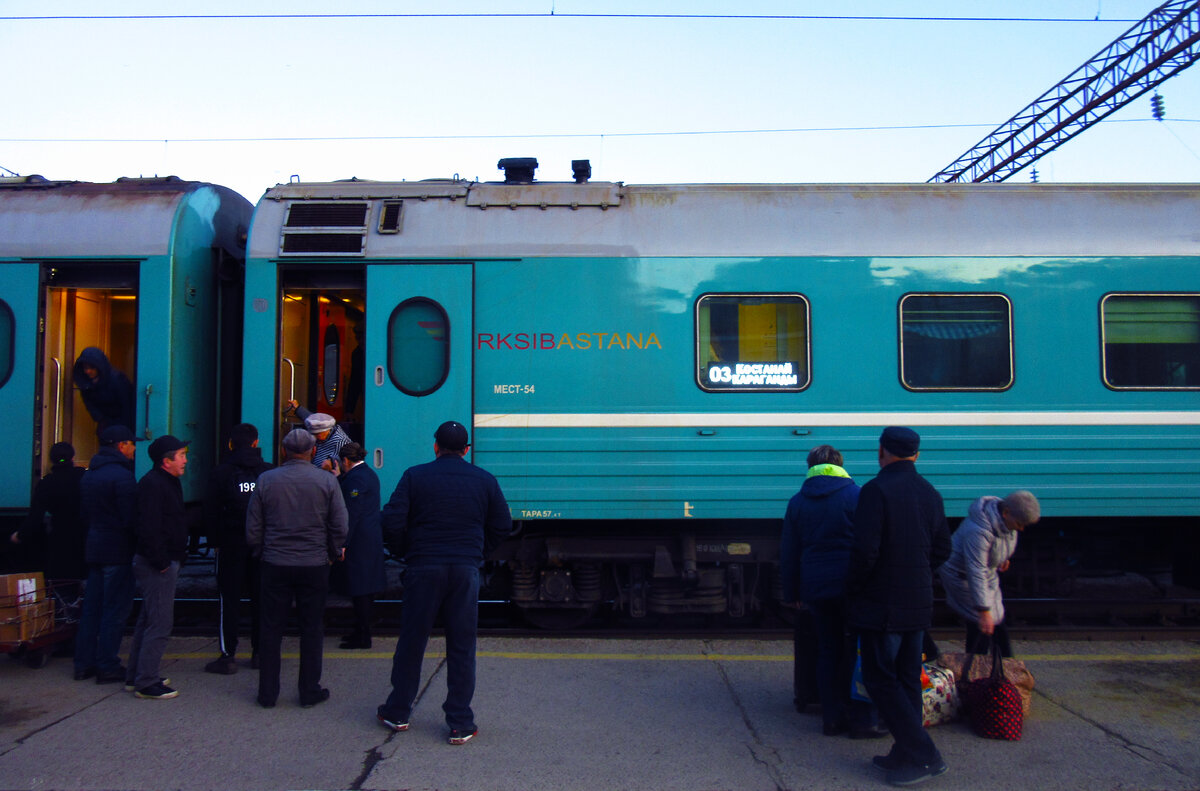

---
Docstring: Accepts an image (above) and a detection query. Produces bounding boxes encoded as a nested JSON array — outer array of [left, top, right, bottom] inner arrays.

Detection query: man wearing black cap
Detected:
[[376, 420, 511, 745], [127, 435, 189, 699], [75, 425, 140, 683], [846, 427, 952, 787], [246, 428, 348, 709]]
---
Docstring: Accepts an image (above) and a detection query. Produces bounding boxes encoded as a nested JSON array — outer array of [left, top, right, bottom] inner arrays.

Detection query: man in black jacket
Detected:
[[846, 427, 951, 787], [203, 423, 272, 675], [127, 435, 189, 700], [376, 421, 511, 745]]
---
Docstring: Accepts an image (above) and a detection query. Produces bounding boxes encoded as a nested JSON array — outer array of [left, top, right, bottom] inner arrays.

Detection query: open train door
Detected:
[[365, 263, 473, 492]]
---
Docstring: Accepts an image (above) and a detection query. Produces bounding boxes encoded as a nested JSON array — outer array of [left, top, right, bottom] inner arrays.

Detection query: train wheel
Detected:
[[518, 604, 598, 630]]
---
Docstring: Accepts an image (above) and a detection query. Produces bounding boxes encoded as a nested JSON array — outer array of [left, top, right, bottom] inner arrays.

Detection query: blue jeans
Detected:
[[379, 564, 480, 731], [859, 629, 942, 767], [75, 563, 134, 675], [127, 555, 179, 690]]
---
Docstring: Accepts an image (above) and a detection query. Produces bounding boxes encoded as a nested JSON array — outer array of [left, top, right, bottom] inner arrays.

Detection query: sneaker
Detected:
[[125, 677, 171, 692], [300, 688, 330, 708], [448, 728, 477, 745], [95, 667, 126, 685], [886, 761, 948, 787], [378, 714, 409, 732], [134, 682, 180, 700], [205, 656, 238, 675]]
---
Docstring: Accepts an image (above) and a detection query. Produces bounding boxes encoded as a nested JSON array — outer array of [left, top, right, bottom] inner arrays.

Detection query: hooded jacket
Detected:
[[73, 347, 135, 434], [780, 464, 860, 602], [938, 495, 1019, 625], [203, 445, 272, 549], [80, 445, 138, 566]]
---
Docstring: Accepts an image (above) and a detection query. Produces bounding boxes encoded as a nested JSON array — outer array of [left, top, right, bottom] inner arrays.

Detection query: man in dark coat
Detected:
[[332, 442, 387, 649], [246, 428, 348, 709], [127, 435, 189, 700], [376, 421, 511, 745], [75, 426, 139, 683], [10, 443, 87, 580], [846, 427, 951, 787], [203, 423, 272, 675], [73, 347, 135, 435]]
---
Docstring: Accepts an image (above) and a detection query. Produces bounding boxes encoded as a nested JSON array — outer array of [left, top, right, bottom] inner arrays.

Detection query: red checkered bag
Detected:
[[962, 640, 1023, 740]]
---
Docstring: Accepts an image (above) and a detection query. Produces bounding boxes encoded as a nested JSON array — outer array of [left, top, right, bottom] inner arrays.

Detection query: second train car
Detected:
[[240, 160, 1200, 623]]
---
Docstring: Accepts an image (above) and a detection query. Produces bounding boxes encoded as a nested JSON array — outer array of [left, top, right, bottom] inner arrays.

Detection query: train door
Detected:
[[365, 263, 472, 485], [39, 264, 138, 473], [277, 269, 365, 444], [0, 264, 39, 509]]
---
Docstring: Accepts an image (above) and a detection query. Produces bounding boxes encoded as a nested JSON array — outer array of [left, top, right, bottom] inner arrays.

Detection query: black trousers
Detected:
[[215, 544, 260, 659], [258, 562, 329, 705]]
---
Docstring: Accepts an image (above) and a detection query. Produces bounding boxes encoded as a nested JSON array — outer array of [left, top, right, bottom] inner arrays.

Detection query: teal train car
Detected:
[[241, 161, 1200, 623], [0, 176, 252, 543]]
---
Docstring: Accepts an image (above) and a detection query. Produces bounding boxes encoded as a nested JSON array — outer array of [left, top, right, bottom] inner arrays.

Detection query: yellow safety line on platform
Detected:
[[160, 651, 1200, 663]]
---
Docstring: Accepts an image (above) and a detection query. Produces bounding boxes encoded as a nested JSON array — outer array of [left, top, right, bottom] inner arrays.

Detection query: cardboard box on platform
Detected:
[[0, 598, 55, 643], [0, 572, 45, 606]]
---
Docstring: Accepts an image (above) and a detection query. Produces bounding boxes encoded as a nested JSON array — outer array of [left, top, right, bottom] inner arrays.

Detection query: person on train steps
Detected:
[[332, 442, 387, 649], [284, 400, 350, 475], [73, 347, 135, 436]]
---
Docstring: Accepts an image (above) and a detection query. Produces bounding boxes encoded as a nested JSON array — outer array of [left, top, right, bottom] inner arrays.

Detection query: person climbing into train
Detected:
[[780, 444, 887, 740], [938, 490, 1040, 658], [283, 400, 350, 475], [332, 442, 387, 649], [202, 423, 273, 675], [73, 347, 136, 436]]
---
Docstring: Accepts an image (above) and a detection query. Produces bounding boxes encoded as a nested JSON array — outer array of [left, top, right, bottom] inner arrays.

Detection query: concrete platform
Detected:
[[1, 635, 1198, 790]]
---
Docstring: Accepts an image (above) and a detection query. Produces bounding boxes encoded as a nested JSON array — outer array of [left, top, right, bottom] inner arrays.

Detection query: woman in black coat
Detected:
[[10, 443, 87, 580], [333, 443, 388, 648]]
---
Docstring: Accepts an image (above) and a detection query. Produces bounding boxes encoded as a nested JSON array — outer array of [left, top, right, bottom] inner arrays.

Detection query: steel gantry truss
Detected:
[[930, 1, 1200, 183]]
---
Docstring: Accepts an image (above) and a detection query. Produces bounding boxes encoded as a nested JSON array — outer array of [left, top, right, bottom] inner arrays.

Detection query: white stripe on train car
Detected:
[[474, 411, 1200, 429]]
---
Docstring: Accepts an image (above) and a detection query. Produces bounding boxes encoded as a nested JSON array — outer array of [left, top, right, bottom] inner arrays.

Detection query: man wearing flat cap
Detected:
[[284, 399, 351, 475], [246, 428, 348, 709], [376, 420, 511, 745], [846, 427, 951, 786], [127, 434, 189, 699]]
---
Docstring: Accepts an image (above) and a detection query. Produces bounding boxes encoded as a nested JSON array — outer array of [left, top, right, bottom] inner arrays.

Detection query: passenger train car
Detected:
[[240, 160, 1200, 623], [0, 176, 252, 530]]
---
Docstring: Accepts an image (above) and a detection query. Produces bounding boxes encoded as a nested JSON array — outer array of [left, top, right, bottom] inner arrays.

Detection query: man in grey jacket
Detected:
[[246, 428, 348, 709]]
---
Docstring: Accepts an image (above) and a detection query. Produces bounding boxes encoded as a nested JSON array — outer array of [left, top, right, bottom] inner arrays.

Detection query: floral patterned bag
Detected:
[[921, 662, 961, 726]]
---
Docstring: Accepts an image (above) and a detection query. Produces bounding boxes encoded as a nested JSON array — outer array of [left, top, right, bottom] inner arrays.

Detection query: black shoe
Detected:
[[95, 668, 126, 684], [73, 667, 96, 681], [874, 754, 904, 772], [134, 682, 179, 700], [886, 761, 948, 787], [339, 637, 372, 649], [256, 695, 276, 709], [125, 677, 170, 692], [205, 656, 238, 675], [448, 728, 477, 745], [849, 724, 890, 740], [300, 688, 330, 708], [378, 713, 409, 732]]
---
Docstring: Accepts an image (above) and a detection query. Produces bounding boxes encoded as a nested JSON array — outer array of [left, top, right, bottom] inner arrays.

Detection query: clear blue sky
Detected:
[[4, 1, 1199, 201]]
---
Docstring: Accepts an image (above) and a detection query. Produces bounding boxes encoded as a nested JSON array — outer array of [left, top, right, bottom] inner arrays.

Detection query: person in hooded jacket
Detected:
[[73, 347, 135, 436], [202, 423, 273, 674], [74, 426, 139, 684], [781, 445, 884, 740], [938, 491, 1040, 658], [331, 442, 387, 649], [10, 443, 87, 581]]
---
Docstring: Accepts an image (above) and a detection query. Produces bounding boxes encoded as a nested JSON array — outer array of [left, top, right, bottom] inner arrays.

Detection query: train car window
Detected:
[[1101, 293, 1200, 389], [899, 293, 1013, 391], [0, 300, 12, 388], [695, 294, 809, 392], [387, 297, 449, 396]]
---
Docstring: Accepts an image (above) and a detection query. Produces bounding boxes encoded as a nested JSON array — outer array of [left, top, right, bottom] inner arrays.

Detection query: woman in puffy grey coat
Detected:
[[938, 491, 1040, 657]]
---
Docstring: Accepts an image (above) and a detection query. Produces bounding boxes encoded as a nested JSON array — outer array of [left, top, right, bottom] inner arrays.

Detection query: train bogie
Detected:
[[242, 165, 1200, 618]]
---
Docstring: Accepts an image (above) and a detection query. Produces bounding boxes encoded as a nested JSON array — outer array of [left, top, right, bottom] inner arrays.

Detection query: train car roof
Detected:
[[250, 179, 1200, 259], [0, 176, 252, 259]]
